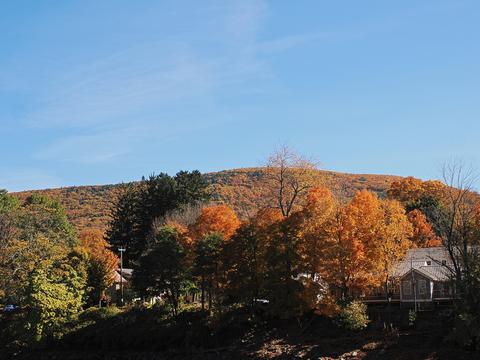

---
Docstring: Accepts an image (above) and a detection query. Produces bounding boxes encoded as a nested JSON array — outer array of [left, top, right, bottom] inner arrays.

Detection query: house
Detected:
[[105, 268, 133, 304], [363, 247, 455, 306]]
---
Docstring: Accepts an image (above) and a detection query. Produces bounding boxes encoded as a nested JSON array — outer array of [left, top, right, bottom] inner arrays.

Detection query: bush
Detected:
[[408, 309, 416, 327], [335, 301, 370, 330], [78, 306, 122, 323]]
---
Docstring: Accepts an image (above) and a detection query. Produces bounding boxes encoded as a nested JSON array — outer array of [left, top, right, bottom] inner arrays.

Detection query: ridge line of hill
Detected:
[[11, 167, 403, 232]]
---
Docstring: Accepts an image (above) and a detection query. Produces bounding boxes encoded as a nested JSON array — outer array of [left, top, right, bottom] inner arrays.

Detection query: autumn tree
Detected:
[[257, 147, 322, 317], [388, 176, 448, 236], [0, 190, 19, 300], [0, 195, 77, 304], [264, 146, 319, 217], [387, 176, 445, 204], [79, 229, 118, 305], [320, 206, 366, 300], [407, 209, 442, 247], [344, 190, 384, 285], [18, 194, 77, 247], [320, 191, 413, 300], [25, 249, 87, 341], [378, 200, 413, 296], [299, 187, 336, 278], [189, 204, 240, 240]]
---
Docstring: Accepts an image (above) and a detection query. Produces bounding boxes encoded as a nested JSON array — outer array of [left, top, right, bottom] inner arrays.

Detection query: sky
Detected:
[[1, 0, 480, 192]]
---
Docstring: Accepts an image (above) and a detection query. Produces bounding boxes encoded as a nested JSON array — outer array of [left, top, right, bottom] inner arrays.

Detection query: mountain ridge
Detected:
[[12, 168, 403, 233]]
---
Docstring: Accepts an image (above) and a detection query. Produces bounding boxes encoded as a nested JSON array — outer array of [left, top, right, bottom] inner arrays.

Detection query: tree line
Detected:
[[2, 149, 480, 348], [107, 149, 475, 322]]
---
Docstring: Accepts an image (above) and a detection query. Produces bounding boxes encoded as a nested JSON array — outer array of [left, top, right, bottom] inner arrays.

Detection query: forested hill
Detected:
[[12, 168, 401, 233]]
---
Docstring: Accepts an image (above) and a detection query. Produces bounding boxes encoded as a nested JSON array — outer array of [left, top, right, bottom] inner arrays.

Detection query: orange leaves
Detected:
[[79, 229, 118, 282], [378, 200, 414, 283], [318, 190, 414, 297], [344, 190, 384, 261], [298, 187, 336, 275], [407, 209, 442, 247], [252, 208, 283, 230], [387, 177, 425, 202], [320, 206, 367, 294], [388, 176, 446, 203], [190, 205, 240, 240]]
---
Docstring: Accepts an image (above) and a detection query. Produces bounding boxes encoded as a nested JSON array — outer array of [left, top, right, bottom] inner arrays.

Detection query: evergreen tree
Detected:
[[107, 171, 209, 265]]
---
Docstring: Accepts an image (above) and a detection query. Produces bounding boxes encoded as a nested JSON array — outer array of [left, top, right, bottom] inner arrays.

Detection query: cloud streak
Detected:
[[21, 0, 327, 165]]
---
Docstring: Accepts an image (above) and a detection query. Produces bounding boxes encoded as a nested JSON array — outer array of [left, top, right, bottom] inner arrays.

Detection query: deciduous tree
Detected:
[[80, 229, 118, 305], [407, 209, 442, 247], [190, 205, 240, 240], [378, 199, 413, 296], [264, 146, 319, 217]]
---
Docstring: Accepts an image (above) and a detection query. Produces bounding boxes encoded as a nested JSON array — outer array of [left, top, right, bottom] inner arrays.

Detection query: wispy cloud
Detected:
[[22, 0, 326, 165]]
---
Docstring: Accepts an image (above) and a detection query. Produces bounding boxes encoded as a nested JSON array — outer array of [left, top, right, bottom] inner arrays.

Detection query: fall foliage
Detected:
[[387, 176, 445, 203], [407, 209, 442, 247], [190, 205, 240, 240], [12, 168, 401, 234], [79, 229, 118, 304]]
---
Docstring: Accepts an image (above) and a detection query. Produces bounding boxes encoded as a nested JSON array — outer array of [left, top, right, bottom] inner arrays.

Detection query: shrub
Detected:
[[408, 309, 416, 327], [78, 306, 122, 323], [335, 301, 370, 330]]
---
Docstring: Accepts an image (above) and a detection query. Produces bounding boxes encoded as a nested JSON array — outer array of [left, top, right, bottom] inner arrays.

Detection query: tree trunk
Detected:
[[201, 276, 205, 310]]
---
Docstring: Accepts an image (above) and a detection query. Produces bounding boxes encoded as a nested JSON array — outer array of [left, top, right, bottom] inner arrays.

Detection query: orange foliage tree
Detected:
[[298, 187, 336, 278], [320, 206, 367, 300], [80, 229, 119, 305], [407, 209, 442, 247], [378, 200, 413, 295], [388, 176, 445, 203], [320, 191, 414, 300], [190, 205, 240, 240], [344, 190, 385, 281]]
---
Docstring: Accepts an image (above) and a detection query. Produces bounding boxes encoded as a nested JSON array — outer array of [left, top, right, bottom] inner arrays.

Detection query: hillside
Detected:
[[12, 168, 401, 233]]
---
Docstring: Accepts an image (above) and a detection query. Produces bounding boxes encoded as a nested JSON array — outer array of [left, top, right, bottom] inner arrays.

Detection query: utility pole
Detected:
[[411, 261, 417, 312], [118, 247, 126, 307]]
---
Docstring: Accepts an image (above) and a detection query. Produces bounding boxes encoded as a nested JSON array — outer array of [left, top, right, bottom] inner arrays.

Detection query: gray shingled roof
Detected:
[[393, 247, 453, 281], [414, 265, 452, 281]]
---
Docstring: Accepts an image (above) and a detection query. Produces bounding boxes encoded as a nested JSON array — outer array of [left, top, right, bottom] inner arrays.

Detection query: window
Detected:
[[426, 261, 432, 265], [436, 282, 444, 297], [419, 279, 427, 295], [402, 281, 411, 296], [442, 260, 447, 266]]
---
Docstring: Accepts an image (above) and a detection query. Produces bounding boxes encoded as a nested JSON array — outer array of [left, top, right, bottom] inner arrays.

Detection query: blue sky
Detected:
[[1, 0, 479, 191]]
